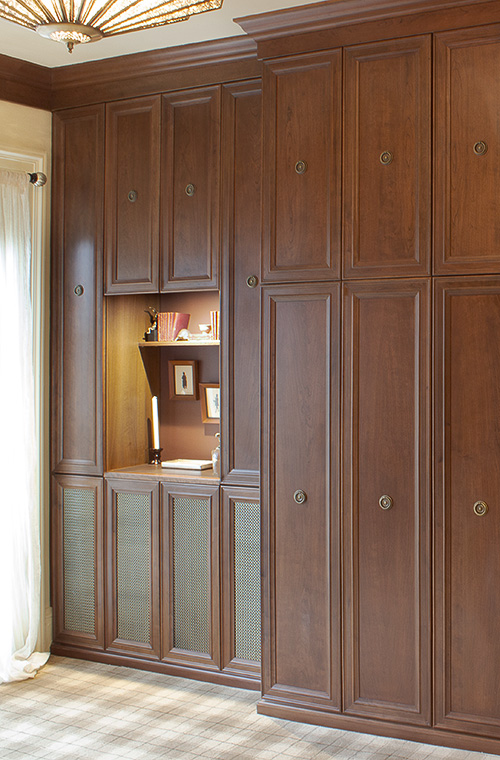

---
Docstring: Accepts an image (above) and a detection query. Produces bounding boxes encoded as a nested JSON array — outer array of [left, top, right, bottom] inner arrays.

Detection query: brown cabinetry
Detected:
[[161, 86, 220, 291], [262, 284, 341, 709], [104, 96, 160, 294], [434, 26, 500, 274], [434, 278, 500, 737], [262, 52, 341, 282], [51, 105, 104, 476], [343, 37, 431, 278], [342, 279, 430, 725]]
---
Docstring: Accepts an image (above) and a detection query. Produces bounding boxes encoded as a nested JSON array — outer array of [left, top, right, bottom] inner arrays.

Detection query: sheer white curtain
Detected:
[[0, 170, 49, 682]]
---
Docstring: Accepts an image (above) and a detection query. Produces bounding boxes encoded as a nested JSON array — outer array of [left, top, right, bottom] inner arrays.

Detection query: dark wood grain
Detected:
[[104, 96, 160, 294], [51, 105, 104, 475], [342, 279, 430, 725], [0, 53, 51, 110], [435, 277, 500, 737], [343, 36, 431, 278], [434, 26, 500, 274], [221, 80, 262, 486], [262, 52, 341, 282], [161, 86, 220, 291], [262, 284, 340, 709]]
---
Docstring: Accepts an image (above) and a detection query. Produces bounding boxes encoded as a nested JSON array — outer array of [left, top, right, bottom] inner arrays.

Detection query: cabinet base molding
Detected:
[[256, 701, 500, 756], [50, 643, 260, 691]]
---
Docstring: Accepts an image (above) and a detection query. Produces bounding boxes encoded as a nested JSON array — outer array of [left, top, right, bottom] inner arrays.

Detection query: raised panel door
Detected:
[[161, 87, 220, 291], [51, 106, 104, 475], [435, 26, 500, 274], [221, 81, 261, 486], [343, 37, 431, 278], [261, 284, 340, 710], [105, 96, 160, 294], [343, 280, 430, 725], [262, 52, 341, 282], [435, 278, 500, 736]]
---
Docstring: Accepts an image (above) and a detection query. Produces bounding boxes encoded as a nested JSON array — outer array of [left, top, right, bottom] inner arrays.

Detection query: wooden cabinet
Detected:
[[105, 478, 160, 659], [435, 278, 500, 737], [343, 37, 431, 278], [51, 475, 104, 651], [262, 284, 341, 709], [262, 52, 341, 282], [104, 96, 160, 294], [161, 86, 220, 291], [221, 80, 262, 486], [343, 279, 430, 725], [51, 105, 104, 476], [221, 486, 260, 682], [435, 26, 500, 274]]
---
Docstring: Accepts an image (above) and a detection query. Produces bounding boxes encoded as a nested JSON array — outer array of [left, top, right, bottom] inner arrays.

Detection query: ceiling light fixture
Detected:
[[0, 0, 223, 52]]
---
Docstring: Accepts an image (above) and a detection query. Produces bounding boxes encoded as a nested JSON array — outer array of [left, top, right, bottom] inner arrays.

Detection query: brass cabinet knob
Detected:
[[185, 183, 196, 196], [293, 490, 307, 504], [473, 141, 488, 156], [379, 494, 393, 510], [473, 500, 489, 516], [246, 275, 259, 289], [127, 190, 138, 202], [295, 160, 308, 175], [74, 284, 84, 296], [380, 151, 394, 165]]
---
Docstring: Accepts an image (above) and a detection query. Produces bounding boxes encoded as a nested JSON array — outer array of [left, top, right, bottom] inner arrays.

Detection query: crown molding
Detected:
[[0, 53, 51, 110]]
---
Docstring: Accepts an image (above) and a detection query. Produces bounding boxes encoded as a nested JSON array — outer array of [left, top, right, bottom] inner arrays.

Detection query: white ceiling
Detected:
[[0, 0, 320, 68]]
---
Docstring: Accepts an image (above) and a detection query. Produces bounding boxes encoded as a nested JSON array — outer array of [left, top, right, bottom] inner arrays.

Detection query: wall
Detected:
[[0, 99, 52, 652]]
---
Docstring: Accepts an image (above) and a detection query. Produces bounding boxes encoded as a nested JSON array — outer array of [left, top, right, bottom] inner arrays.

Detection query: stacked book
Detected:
[[210, 310, 220, 341], [157, 312, 190, 341]]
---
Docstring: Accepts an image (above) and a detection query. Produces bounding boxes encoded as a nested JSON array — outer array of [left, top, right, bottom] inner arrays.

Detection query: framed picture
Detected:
[[168, 360, 199, 400], [199, 383, 220, 423]]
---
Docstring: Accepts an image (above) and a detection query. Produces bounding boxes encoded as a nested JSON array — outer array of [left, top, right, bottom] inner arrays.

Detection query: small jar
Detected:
[[211, 433, 221, 477]]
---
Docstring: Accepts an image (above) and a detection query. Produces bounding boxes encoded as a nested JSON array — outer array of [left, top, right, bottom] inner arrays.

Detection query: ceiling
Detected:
[[0, 0, 320, 69]]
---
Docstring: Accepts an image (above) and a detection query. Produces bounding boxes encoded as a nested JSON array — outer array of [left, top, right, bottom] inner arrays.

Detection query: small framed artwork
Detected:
[[168, 360, 199, 400], [199, 383, 220, 423]]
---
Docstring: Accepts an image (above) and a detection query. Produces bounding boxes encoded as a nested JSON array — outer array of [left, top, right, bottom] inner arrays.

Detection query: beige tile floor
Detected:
[[0, 656, 496, 760]]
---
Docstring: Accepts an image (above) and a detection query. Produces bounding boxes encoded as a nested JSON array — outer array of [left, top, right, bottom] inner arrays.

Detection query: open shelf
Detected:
[[139, 340, 220, 347]]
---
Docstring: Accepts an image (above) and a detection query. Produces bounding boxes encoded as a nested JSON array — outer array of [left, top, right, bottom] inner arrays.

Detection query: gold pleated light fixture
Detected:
[[0, 0, 223, 52]]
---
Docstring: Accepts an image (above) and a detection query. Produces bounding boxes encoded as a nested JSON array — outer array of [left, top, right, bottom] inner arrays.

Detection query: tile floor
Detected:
[[0, 656, 496, 760]]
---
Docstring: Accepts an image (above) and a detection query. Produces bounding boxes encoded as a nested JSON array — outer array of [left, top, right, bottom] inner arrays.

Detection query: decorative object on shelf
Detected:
[[199, 383, 220, 423], [168, 360, 199, 399], [210, 310, 220, 341], [199, 323, 211, 335], [149, 447, 163, 465], [157, 312, 190, 342], [151, 396, 160, 448], [161, 459, 212, 470], [144, 306, 158, 342], [211, 432, 221, 477], [0, 0, 224, 53]]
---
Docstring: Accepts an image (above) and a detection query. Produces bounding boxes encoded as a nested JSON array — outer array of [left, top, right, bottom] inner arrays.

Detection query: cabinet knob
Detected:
[[294, 160, 308, 175], [246, 275, 259, 288], [473, 500, 489, 516], [380, 151, 394, 165], [379, 494, 393, 510], [473, 141, 488, 156], [74, 284, 84, 296], [127, 190, 138, 202], [293, 489, 307, 504], [185, 183, 196, 196]]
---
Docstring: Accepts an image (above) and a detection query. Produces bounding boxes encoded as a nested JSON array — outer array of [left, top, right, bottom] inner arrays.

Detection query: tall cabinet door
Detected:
[[261, 284, 341, 710], [343, 280, 430, 725], [104, 96, 160, 294], [161, 86, 220, 291], [51, 106, 104, 475], [435, 26, 500, 274], [262, 52, 341, 283], [435, 278, 500, 737], [343, 36, 431, 278]]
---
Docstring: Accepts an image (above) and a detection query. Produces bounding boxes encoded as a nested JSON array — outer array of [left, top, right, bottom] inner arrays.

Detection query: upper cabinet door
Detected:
[[161, 86, 220, 291], [52, 105, 104, 476], [104, 96, 160, 294], [262, 52, 342, 282], [343, 37, 431, 278], [435, 26, 500, 274]]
